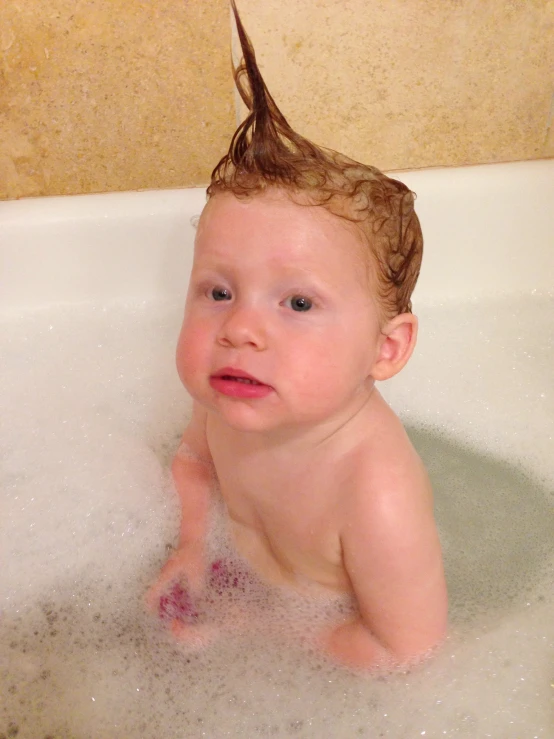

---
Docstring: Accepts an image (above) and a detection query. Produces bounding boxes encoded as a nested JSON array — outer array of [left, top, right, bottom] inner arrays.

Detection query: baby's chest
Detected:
[[206, 423, 354, 542], [217, 454, 334, 525], [218, 464, 346, 585], [220, 468, 350, 581]]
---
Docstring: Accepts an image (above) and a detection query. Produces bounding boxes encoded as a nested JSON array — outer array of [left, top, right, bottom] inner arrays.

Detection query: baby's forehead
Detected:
[[198, 190, 367, 252]]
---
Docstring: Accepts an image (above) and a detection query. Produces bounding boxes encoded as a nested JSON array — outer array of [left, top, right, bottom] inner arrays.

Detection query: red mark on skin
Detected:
[[159, 582, 199, 624]]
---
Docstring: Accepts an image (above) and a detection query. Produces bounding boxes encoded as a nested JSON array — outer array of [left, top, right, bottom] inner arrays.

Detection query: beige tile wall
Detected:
[[237, 0, 554, 171], [1, 1, 553, 200], [0, 0, 235, 199]]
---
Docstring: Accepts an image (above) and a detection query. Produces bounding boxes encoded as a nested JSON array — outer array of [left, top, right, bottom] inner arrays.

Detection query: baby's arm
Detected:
[[322, 456, 448, 670], [148, 402, 213, 603]]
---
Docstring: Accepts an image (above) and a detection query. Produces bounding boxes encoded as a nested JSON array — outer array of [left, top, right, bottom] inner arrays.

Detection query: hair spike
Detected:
[[211, 0, 328, 189]]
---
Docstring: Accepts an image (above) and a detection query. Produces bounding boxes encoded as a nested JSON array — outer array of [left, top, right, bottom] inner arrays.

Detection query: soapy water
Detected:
[[1, 296, 553, 738]]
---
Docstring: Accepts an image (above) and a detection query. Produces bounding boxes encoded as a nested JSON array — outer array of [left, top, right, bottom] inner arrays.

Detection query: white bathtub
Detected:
[[1, 160, 553, 738]]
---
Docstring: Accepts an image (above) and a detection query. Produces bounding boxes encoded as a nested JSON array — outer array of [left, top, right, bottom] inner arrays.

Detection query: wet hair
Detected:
[[208, 0, 423, 317]]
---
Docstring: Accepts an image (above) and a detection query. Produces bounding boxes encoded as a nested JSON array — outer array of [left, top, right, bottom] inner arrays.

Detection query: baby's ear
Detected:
[[371, 313, 418, 381]]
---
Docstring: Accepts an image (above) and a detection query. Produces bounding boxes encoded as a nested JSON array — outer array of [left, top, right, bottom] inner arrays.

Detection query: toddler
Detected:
[[149, 1, 447, 669]]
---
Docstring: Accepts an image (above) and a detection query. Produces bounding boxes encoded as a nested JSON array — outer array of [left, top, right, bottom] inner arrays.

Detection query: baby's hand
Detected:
[[146, 543, 205, 615], [146, 545, 222, 649]]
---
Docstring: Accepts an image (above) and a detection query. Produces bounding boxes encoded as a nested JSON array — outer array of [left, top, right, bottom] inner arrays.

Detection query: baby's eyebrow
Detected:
[[274, 266, 336, 292], [191, 264, 237, 285]]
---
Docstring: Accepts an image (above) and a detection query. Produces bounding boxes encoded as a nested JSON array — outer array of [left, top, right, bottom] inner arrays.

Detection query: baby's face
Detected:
[[177, 189, 385, 434]]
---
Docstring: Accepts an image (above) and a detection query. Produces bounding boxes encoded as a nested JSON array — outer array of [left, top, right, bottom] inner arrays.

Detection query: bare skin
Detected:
[[149, 190, 448, 668]]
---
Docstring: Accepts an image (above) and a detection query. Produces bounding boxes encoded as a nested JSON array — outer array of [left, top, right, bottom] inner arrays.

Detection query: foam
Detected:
[[1, 296, 553, 738]]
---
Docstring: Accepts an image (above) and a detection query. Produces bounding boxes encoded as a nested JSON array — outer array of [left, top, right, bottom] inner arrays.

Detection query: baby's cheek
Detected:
[[290, 348, 342, 398], [176, 325, 208, 389], [301, 345, 362, 407]]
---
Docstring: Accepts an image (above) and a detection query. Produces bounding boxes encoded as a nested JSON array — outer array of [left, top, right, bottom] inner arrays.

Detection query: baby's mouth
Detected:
[[220, 375, 261, 385], [210, 367, 272, 398], [211, 367, 265, 384]]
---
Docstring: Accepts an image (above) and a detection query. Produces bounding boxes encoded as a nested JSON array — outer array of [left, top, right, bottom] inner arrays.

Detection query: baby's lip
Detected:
[[211, 366, 269, 387]]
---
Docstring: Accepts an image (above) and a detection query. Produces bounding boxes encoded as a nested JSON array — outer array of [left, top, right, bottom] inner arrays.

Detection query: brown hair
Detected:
[[208, 0, 423, 317]]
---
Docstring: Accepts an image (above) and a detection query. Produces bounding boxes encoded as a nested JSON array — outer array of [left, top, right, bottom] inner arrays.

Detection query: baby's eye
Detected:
[[287, 295, 313, 312], [211, 287, 232, 301]]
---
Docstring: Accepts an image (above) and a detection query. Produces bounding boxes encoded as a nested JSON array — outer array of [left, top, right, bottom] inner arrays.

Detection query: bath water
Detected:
[[1, 295, 553, 738]]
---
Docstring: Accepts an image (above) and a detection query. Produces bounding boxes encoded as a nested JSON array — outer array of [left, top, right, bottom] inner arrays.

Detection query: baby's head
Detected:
[[206, 1, 423, 325], [178, 3, 423, 432]]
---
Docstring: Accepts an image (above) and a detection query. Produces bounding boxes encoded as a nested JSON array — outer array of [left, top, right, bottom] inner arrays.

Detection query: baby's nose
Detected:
[[217, 305, 267, 350]]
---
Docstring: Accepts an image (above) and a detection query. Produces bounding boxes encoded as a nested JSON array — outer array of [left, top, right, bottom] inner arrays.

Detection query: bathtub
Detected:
[[1, 159, 553, 738]]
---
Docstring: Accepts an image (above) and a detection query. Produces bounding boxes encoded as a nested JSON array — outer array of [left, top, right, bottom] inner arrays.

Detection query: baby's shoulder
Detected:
[[351, 398, 431, 512]]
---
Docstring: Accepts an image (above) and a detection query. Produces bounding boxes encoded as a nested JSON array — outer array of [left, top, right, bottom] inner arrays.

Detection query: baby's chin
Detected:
[[209, 396, 287, 434], [193, 388, 291, 434], [208, 400, 353, 440]]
